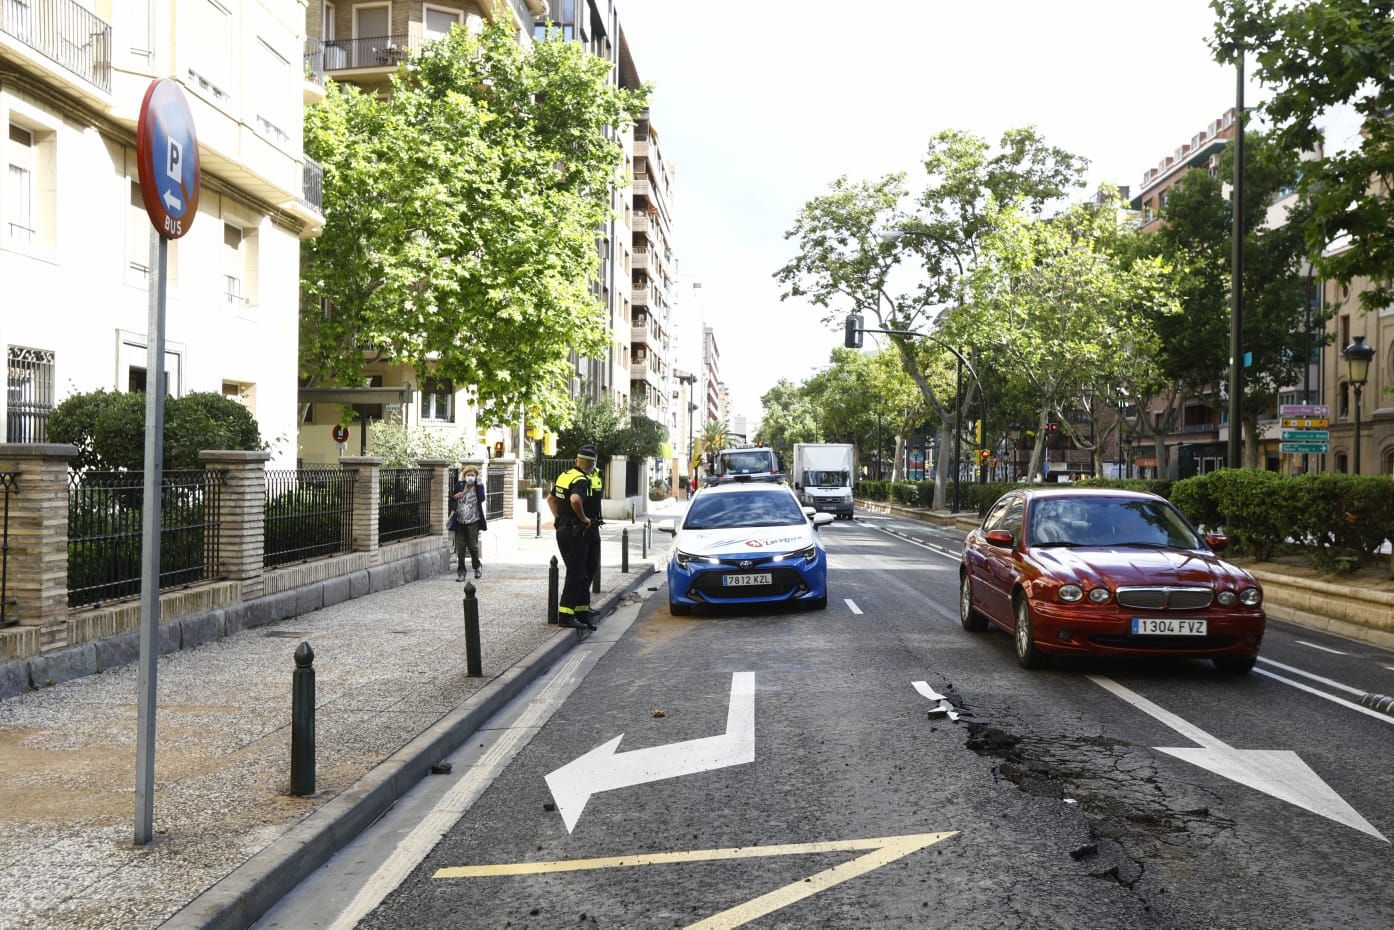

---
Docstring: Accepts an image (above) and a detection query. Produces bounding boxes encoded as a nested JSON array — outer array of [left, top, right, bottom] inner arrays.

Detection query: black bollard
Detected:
[[547, 555, 559, 625], [642, 520, 649, 559], [535, 510, 541, 539], [290, 642, 315, 797], [463, 582, 482, 676], [622, 528, 630, 573]]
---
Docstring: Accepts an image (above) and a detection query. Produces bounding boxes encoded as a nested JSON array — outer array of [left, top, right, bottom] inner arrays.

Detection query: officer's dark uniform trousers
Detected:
[[552, 467, 602, 619]]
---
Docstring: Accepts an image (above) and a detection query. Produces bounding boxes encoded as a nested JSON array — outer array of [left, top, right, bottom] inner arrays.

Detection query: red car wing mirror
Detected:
[[985, 529, 1014, 548], [1205, 533, 1228, 552]]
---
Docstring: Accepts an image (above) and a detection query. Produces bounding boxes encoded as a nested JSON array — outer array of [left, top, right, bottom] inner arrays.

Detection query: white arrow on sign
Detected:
[[1090, 675, 1386, 841], [162, 189, 182, 211], [546, 671, 755, 833]]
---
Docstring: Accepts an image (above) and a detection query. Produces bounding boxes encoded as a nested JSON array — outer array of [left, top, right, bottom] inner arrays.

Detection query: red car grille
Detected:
[[1115, 586, 1213, 611]]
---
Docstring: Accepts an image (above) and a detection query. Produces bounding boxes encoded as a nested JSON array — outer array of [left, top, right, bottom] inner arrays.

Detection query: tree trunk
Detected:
[[1026, 406, 1050, 482], [1244, 416, 1261, 469], [892, 433, 906, 481]]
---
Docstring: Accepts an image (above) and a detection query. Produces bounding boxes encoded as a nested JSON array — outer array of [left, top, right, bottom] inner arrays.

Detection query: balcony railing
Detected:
[[0, 0, 111, 92], [302, 157, 323, 212], [315, 34, 416, 71], [304, 37, 325, 85]]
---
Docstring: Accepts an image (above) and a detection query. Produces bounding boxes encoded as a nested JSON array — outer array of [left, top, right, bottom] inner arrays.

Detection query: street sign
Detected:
[[1280, 417, 1329, 429], [1281, 442, 1329, 454], [1279, 404, 1328, 417], [136, 79, 201, 239], [332, 424, 350, 443], [1281, 430, 1329, 442]]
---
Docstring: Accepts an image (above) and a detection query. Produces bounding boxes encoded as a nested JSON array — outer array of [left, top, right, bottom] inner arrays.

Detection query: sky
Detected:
[[615, 0, 1272, 435]]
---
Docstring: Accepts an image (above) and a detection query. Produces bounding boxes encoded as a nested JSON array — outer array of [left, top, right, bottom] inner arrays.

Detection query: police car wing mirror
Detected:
[[802, 506, 816, 517], [659, 523, 677, 535], [812, 512, 835, 528]]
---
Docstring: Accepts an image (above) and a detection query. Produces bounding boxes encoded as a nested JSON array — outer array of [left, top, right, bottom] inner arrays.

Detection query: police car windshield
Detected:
[[683, 491, 806, 530]]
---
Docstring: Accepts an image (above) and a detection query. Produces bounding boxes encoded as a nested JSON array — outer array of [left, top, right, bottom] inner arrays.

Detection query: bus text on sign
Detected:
[[136, 79, 201, 239]]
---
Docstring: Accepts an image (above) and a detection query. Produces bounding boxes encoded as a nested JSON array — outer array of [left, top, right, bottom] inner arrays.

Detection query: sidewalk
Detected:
[[0, 521, 659, 930]]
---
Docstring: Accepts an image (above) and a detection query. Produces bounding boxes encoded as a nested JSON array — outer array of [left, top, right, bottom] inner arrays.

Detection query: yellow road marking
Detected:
[[434, 831, 959, 928]]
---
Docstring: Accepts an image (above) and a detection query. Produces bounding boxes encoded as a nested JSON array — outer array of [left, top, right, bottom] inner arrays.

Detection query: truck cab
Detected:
[[709, 447, 781, 485]]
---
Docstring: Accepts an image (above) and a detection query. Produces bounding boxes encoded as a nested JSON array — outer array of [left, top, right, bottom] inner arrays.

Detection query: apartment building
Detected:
[[297, 0, 545, 465], [629, 108, 675, 428], [1, 0, 322, 464], [1322, 276, 1394, 475], [701, 324, 720, 424]]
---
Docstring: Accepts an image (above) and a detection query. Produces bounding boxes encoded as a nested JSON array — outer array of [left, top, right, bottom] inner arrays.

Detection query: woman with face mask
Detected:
[[448, 466, 488, 581]]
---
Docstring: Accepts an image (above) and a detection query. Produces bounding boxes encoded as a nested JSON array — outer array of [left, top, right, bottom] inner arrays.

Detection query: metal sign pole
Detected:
[[134, 228, 168, 845]]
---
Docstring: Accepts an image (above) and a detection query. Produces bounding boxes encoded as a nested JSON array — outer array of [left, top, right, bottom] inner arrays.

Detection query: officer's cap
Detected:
[[577, 444, 598, 462]]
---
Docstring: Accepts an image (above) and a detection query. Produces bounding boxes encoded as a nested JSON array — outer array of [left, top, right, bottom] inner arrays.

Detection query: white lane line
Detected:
[[844, 598, 863, 615], [1297, 640, 1348, 656], [1386, 666, 1394, 673], [326, 650, 590, 929], [862, 522, 960, 563], [1257, 657, 1366, 697], [1254, 668, 1394, 727]]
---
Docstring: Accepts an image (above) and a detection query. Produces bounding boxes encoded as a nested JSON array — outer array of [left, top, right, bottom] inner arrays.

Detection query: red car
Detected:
[[959, 487, 1265, 674]]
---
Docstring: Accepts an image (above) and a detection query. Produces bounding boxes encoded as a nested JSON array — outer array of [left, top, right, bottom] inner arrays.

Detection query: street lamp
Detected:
[[1124, 436, 1134, 479], [1342, 335, 1375, 474]]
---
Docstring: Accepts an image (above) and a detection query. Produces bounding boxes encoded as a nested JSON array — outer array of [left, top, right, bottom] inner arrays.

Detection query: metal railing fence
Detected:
[[378, 468, 432, 544], [485, 470, 504, 520], [0, 0, 112, 91], [302, 157, 323, 212], [264, 467, 355, 569], [529, 456, 572, 487], [67, 469, 224, 609], [0, 471, 16, 627], [320, 33, 414, 70]]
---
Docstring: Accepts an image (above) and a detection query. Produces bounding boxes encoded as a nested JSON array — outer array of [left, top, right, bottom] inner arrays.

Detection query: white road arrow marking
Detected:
[[162, 189, 181, 211], [911, 681, 959, 721], [546, 671, 755, 833], [1090, 675, 1386, 841]]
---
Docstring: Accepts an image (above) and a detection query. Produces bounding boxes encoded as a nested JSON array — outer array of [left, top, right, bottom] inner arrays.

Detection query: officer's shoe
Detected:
[[456, 568, 466, 582], [559, 617, 585, 629], [579, 616, 597, 631]]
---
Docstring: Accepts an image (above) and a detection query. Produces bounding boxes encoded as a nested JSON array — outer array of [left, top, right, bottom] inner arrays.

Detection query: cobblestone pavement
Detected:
[[0, 513, 668, 930]]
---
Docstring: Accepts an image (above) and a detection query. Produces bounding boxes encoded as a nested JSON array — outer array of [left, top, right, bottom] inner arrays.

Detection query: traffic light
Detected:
[[978, 449, 990, 464], [844, 314, 864, 349]]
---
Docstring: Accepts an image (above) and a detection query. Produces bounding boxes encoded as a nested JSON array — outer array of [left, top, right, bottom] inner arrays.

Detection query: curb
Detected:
[[160, 561, 658, 930]]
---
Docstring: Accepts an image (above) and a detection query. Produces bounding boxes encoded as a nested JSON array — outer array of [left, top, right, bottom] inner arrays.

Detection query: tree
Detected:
[[556, 394, 626, 463], [776, 128, 1085, 507], [754, 379, 818, 464], [698, 420, 732, 469], [1212, 0, 1394, 311], [950, 192, 1176, 481], [302, 21, 647, 423]]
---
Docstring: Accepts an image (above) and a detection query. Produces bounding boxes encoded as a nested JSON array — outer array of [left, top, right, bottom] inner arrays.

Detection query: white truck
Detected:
[[790, 443, 854, 518]]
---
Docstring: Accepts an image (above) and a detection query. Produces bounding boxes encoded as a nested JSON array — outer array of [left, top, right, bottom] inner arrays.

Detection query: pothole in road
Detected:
[[961, 719, 1237, 896]]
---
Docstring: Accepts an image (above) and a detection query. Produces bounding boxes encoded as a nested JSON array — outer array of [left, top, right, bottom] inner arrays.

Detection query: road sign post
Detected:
[[133, 78, 199, 847]]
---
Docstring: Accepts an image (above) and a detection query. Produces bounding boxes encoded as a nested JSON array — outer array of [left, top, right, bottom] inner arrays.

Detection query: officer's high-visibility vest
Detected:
[[553, 467, 603, 527]]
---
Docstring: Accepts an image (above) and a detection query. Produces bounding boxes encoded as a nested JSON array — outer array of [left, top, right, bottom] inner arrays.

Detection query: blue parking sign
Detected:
[[136, 79, 200, 239]]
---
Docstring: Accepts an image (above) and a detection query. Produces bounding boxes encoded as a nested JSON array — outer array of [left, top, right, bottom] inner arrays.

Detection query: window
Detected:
[[421, 377, 453, 422], [254, 39, 291, 145], [221, 380, 256, 415], [424, 6, 463, 42], [186, 0, 232, 102], [6, 125, 35, 245], [118, 334, 182, 396], [224, 223, 244, 305], [1339, 382, 1350, 419], [353, 4, 389, 67], [127, 180, 178, 285], [6, 346, 54, 442]]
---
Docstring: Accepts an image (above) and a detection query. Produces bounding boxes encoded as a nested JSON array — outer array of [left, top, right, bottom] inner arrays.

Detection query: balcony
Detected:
[[633, 249, 650, 272], [632, 284, 650, 307], [632, 317, 655, 347], [0, 0, 111, 92], [632, 213, 649, 234], [302, 157, 323, 212], [313, 34, 416, 72]]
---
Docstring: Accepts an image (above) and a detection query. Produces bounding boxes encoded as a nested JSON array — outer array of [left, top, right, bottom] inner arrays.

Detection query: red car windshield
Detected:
[[1027, 497, 1203, 550]]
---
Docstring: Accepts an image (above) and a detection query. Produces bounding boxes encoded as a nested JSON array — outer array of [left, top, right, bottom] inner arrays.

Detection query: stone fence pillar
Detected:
[[199, 450, 271, 600], [418, 458, 451, 538], [0, 444, 76, 629], [340, 456, 383, 562], [605, 455, 628, 502]]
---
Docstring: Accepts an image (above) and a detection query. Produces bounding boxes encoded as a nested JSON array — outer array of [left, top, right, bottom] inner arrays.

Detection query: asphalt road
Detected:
[[269, 512, 1394, 929]]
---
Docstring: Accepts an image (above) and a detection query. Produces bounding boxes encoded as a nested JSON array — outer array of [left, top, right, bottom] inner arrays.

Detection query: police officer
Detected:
[[549, 444, 602, 630]]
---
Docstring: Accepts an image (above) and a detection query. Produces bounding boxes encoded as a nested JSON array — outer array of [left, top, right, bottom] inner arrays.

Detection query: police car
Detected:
[[666, 480, 832, 615]]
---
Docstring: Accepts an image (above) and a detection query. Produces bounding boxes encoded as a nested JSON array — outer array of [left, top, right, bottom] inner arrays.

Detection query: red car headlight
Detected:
[[1087, 587, 1111, 604], [1058, 584, 1083, 603], [1239, 587, 1261, 606]]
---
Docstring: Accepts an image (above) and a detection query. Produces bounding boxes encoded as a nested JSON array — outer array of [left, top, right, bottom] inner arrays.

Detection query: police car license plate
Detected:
[[723, 573, 772, 587], [1131, 617, 1207, 636]]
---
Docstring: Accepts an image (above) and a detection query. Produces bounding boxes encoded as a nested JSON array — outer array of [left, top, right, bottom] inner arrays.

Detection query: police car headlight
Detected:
[[674, 550, 716, 569], [774, 545, 817, 564]]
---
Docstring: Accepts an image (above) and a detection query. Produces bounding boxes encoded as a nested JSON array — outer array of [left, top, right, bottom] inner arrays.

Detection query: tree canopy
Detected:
[[302, 20, 647, 424]]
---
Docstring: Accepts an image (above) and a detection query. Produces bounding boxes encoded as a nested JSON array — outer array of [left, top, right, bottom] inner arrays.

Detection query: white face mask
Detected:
[[465, 475, 477, 485]]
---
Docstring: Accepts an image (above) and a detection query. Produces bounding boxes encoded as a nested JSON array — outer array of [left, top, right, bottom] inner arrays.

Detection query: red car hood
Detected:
[[1030, 546, 1255, 590]]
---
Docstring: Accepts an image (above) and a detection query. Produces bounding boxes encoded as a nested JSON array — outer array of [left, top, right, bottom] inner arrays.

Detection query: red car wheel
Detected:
[[1014, 596, 1050, 669]]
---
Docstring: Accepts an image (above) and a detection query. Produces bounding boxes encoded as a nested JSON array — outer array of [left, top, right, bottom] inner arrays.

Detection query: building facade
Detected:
[[701, 324, 720, 424], [2, 0, 323, 464]]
